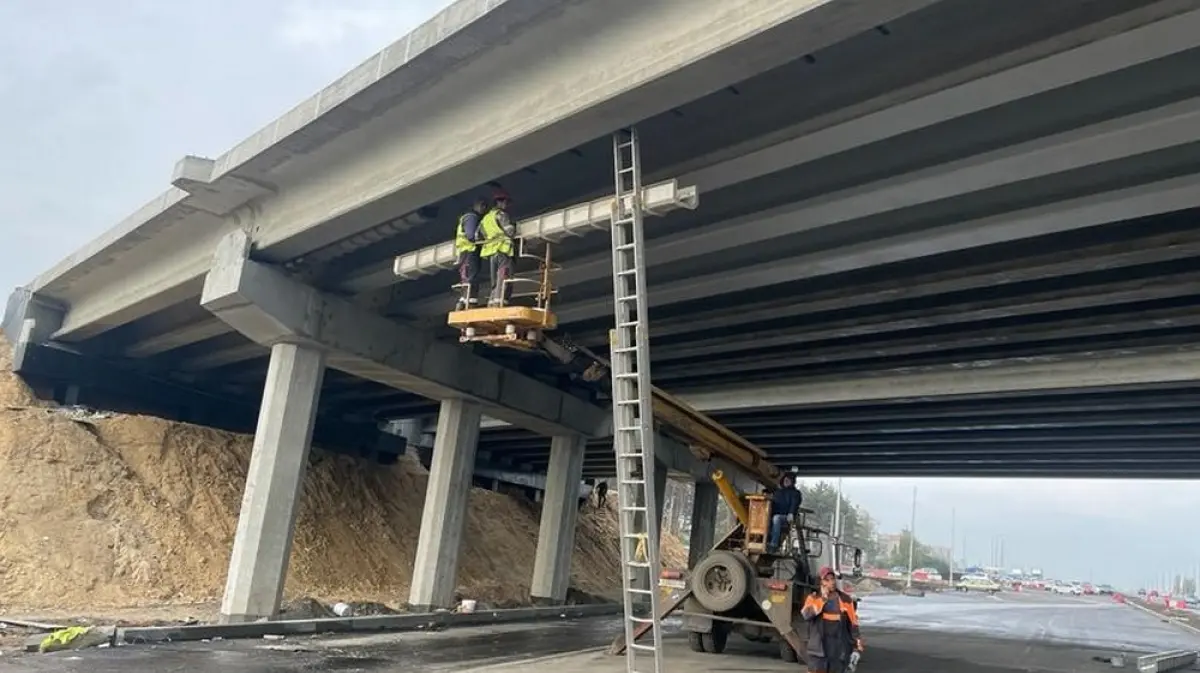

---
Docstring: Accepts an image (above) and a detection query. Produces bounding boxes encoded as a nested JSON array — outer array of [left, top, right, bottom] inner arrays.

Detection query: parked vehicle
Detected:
[[956, 574, 1001, 594]]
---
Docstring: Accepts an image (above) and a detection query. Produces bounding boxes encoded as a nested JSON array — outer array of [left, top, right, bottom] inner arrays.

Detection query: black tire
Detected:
[[702, 625, 728, 654], [690, 551, 751, 613], [687, 631, 705, 652], [779, 639, 798, 663]]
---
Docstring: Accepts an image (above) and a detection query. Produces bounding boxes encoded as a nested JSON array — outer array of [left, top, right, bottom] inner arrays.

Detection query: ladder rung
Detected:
[[614, 371, 638, 378], [625, 562, 652, 569], [622, 505, 647, 512], [613, 346, 637, 353], [616, 243, 635, 251], [630, 642, 657, 651], [616, 321, 638, 328], [617, 269, 637, 277], [626, 587, 653, 594], [618, 295, 639, 302], [616, 453, 644, 460], [616, 426, 640, 432]]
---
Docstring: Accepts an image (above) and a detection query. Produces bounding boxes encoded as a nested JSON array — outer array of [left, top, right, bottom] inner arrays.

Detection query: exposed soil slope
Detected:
[[0, 339, 686, 613]]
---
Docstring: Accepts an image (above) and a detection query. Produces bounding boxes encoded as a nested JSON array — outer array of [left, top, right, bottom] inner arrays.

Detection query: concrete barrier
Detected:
[[118, 603, 621, 644]]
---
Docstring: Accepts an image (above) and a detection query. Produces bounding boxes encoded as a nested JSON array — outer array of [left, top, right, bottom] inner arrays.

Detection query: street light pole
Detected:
[[949, 508, 956, 585], [906, 485, 918, 589], [833, 478, 844, 572]]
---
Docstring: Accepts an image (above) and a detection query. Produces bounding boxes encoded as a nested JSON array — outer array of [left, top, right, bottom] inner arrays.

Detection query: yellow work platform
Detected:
[[447, 306, 557, 349]]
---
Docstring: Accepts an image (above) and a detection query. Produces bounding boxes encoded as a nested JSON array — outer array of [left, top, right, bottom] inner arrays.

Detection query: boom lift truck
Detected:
[[399, 127, 856, 672], [636, 470, 864, 665]]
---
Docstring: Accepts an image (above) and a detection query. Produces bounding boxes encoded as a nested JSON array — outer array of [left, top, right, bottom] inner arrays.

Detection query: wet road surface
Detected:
[[859, 588, 1200, 652], [3, 591, 1198, 672]]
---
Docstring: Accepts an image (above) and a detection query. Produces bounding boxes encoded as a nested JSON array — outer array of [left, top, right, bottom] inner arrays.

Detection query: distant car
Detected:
[[1051, 583, 1081, 595], [956, 574, 1001, 594], [1096, 584, 1115, 596]]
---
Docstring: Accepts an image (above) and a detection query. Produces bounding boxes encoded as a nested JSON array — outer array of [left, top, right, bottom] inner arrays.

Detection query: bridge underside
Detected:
[[11, 0, 1200, 481]]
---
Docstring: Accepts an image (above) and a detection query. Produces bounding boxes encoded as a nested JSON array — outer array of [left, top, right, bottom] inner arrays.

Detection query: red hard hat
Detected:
[[819, 566, 836, 579], [491, 188, 511, 202]]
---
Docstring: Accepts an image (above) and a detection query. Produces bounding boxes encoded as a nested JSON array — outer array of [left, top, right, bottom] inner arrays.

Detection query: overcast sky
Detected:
[[1, 1, 1193, 595]]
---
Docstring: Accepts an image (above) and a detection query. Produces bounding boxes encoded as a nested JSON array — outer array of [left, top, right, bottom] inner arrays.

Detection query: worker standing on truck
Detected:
[[767, 473, 803, 553], [800, 566, 864, 673], [479, 188, 516, 307], [454, 197, 489, 309]]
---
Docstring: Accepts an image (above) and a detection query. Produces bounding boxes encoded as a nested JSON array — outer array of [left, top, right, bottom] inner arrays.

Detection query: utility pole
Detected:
[[906, 485, 918, 589], [833, 478, 844, 571], [949, 508, 956, 585]]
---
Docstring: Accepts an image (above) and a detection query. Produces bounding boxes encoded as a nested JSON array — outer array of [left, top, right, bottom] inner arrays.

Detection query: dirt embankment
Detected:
[[0, 339, 686, 619]]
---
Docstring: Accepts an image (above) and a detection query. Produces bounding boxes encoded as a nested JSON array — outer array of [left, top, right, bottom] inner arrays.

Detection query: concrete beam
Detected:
[[655, 305, 1200, 380], [124, 318, 231, 358], [556, 100, 1200, 323], [530, 435, 586, 604], [397, 6, 1200, 318], [681, 348, 1200, 412], [389, 3, 1200, 312], [385, 180, 699, 287], [42, 0, 937, 340], [199, 230, 606, 437], [582, 225, 1200, 351], [220, 343, 325, 623], [654, 269, 1200, 362], [2, 288, 65, 346]]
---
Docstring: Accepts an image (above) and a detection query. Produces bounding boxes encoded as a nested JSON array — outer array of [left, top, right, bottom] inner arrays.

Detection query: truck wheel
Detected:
[[687, 631, 705, 652], [779, 639, 798, 663], [702, 625, 728, 654], [691, 551, 750, 613]]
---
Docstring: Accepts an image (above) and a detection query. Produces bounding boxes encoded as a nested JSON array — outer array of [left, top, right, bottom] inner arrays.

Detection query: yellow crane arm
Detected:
[[650, 386, 781, 487], [710, 469, 749, 528], [569, 337, 783, 489]]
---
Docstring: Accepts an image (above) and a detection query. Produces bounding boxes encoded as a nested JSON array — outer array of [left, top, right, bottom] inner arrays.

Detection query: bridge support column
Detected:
[[530, 435, 586, 604], [220, 342, 325, 623], [409, 398, 482, 611], [688, 481, 719, 567]]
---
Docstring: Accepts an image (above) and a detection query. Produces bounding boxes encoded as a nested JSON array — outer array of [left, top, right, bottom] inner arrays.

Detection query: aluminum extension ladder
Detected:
[[608, 126, 665, 673]]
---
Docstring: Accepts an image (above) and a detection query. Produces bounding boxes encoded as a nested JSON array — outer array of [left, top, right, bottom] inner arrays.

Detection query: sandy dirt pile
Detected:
[[0, 339, 686, 614]]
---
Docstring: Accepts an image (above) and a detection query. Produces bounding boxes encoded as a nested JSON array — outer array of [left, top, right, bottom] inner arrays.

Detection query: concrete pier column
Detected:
[[409, 399, 482, 611], [688, 481, 719, 567], [220, 343, 325, 623], [530, 435, 586, 604]]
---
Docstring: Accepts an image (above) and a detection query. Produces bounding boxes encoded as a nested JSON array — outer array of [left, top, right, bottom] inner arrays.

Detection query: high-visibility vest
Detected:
[[479, 208, 514, 258], [454, 213, 477, 253]]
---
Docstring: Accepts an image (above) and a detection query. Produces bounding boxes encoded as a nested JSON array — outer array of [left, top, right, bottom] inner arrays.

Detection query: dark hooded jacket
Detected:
[[771, 477, 802, 518]]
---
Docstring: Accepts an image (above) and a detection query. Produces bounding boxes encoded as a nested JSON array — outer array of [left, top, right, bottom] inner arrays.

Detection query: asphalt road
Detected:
[[3, 591, 1198, 672]]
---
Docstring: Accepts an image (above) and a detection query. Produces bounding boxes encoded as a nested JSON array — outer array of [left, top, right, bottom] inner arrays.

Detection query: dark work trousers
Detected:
[[487, 252, 513, 306], [456, 250, 480, 306]]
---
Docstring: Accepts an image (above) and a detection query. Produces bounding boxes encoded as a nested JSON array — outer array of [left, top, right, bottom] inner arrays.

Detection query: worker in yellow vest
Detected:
[[454, 197, 489, 309], [480, 188, 516, 307]]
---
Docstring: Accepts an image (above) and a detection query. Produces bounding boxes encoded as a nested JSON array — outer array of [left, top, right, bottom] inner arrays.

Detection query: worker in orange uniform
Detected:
[[799, 566, 864, 673], [453, 196, 489, 309], [479, 188, 516, 307]]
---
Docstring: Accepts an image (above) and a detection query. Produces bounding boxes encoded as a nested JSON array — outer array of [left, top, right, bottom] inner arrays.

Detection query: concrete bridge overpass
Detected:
[[7, 0, 1200, 625]]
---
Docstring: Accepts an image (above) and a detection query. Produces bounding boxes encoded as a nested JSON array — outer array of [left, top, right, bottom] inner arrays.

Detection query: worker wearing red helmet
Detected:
[[798, 566, 864, 672], [479, 188, 516, 307]]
